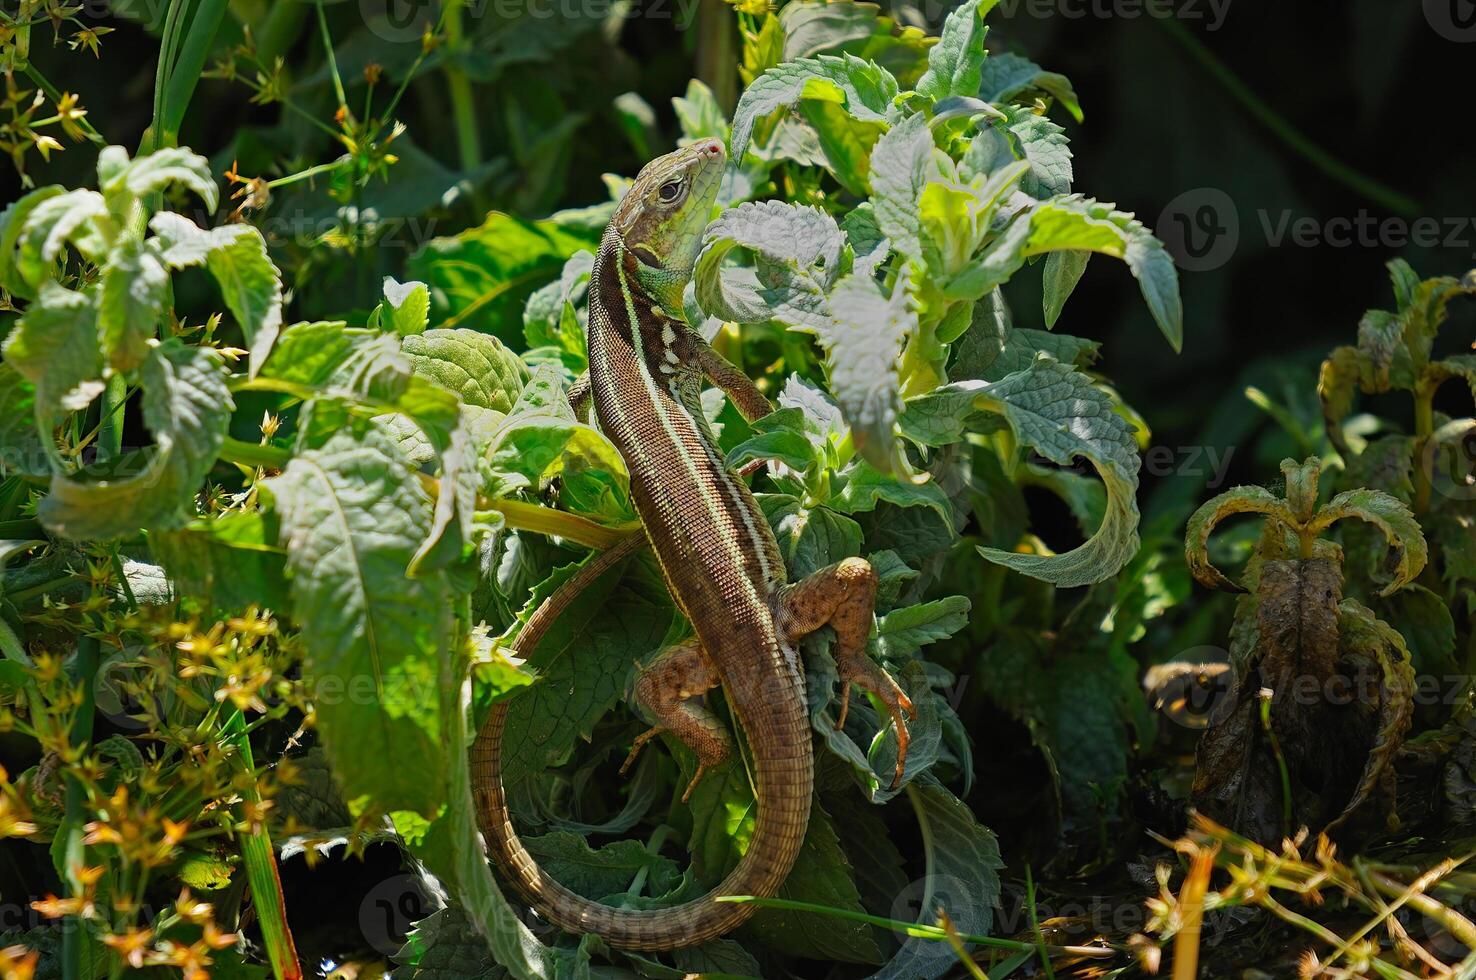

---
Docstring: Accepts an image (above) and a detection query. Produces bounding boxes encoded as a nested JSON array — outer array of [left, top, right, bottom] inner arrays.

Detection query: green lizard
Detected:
[[471, 140, 915, 950]]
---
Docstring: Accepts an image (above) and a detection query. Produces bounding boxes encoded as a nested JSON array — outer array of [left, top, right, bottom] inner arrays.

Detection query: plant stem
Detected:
[[313, 0, 348, 112], [222, 709, 303, 980], [442, 0, 482, 176], [1413, 381, 1435, 515], [1156, 17, 1419, 217], [96, 376, 128, 462], [60, 635, 100, 980]]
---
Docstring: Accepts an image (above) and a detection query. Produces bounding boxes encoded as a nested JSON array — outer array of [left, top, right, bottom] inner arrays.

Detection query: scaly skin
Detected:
[[471, 141, 914, 950]]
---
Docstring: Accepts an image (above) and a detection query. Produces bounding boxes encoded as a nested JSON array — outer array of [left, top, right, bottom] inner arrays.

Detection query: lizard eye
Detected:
[[657, 179, 684, 203]]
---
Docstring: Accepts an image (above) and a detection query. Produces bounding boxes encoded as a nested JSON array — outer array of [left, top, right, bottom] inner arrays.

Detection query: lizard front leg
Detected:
[[774, 557, 916, 788], [623, 636, 733, 803]]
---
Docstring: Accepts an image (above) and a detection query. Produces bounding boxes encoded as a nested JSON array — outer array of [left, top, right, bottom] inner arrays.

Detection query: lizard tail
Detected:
[[472, 693, 811, 950], [468, 533, 813, 950]]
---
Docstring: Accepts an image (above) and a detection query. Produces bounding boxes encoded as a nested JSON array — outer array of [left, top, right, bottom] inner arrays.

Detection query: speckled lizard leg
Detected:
[[622, 636, 733, 803], [775, 557, 915, 788]]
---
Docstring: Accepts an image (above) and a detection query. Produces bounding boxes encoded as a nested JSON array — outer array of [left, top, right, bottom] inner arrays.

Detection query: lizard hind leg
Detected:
[[775, 557, 916, 788], [623, 636, 733, 803]]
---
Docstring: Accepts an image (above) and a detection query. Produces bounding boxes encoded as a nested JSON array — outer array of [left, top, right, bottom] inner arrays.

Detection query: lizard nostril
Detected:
[[700, 140, 724, 159]]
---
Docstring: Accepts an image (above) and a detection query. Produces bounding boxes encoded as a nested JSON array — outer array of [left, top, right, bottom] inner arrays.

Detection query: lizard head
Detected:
[[611, 139, 725, 291]]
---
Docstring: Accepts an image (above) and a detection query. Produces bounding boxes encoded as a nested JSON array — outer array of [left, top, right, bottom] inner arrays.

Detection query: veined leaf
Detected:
[[868, 778, 1002, 980], [1, 281, 105, 434], [0, 186, 64, 299], [14, 189, 110, 289], [40, 342, 232, 539], [868, 111, 934, 265], [1308, 488, 1428, 596], [0, 364, 48, 477], [914, 0, 988, 103], [976, 50, 1082, 123], [908, 358, 1141, 585], [149, 213, 283, 373], [150, 511, 291, 614], [98, 145, 218, 213], [1183, 485, 1297, 593], [811, 273, 917, 474], [694, 200, 843, 331], [99, 237, 169, 372], [401, 329, 527, 414], [730, 53, 899, 162], [262, 419, 452, 815]]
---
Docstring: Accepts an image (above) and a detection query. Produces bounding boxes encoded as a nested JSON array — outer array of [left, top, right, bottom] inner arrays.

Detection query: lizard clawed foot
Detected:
[[621, 726, 664, 776], [834, 653, 916, 789]]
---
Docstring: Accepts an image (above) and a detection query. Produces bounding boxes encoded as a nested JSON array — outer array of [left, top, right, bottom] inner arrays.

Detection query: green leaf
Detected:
[[99, 145, 218, 212], [869, 778, 1001, 980], [915, 0, 988, 103], [39, 342, 233, 539], [150, 511, 291, 614], [673, 78, 728, 141], [401, 329, 527, 414], [0, 185, 64, 299], [949, 289, 1098, 385], [255, 320, 355, 386], [1042, 249, 1090, 327], [0, 364, 48, 477], [499, 555, 673, 784], [520, 831, 681, 901], [947, 195, 1182, 352], [868, 111, 934, 265], [976, 51, 1082, 123], [760, 494, 864, 579], [874, 595, 971, 659], [14, 189, 110, 289], [261, 419, 451, 815], [382, 277, 431, 336], [1308, 488, 1428, 597], [148, 214, 285, 372], [99, 237, 169, 372], [1183, 485, 1296, 592], [394, 907, 513, 979], [810, 273, 917, 473], [995, 105, 1073, 199], [797, 99, 889, 196], [409, 212, 596, 341], [916, 358, 1140, 585], [695, 200, 843, 331], [1, 281, 104, 434], [830, 458, 954, 532], [730, 53, 899, 162]]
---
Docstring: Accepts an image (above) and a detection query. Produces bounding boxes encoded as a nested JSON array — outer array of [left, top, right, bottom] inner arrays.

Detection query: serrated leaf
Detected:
[[730, 53, 899, 162], [255, 320, 355, 386], [869, 778, 1001, 980], [673, 78, 728, 141], [99, 237, 169, 372], [949, 288, 1098, 385], [867, 111, 934, 265], [1183, 485, 1297, 592], [1308, 488, 1427, 596], [100, 145, 218, 212], [918, 358, 1140, 585], [1042, 249, 1089, 327], [40, 342, 232, 538], [1, 281, 104, 434], [695, 200, 843, 331], [874, 595, 971, 658], [760, 494, 864, 579], [0, 364, 48, 477], [830, 458, 953, 531], [996, 105, 1073, 198], [811, 273, 917, 473], [976, 50, 1082, 123], [915, 0, 988, 103], [14, 189, 110, 289], [261, 419, 451, 815], [402, 328, 527, 413], [520, 832, 681, 901]]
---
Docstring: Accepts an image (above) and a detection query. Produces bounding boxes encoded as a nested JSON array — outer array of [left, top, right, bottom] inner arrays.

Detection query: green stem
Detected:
[[97, 376, 127, 461], [222, 709, 303, 980], [159, 0, 230, 147], [1259, 692, 1293, 838], [60, 635, 100, 980], [313, 0, 348, 112], [442, 0, 481, 175], [1413, 381, 1435, 515], [1156, 17, 1419, 217]]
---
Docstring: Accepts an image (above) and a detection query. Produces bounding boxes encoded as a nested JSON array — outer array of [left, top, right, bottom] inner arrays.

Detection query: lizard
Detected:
[[470, 139, 916, 951]]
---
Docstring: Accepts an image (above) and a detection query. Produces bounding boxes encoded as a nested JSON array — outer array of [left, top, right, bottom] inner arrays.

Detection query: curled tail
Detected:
[[469, 534, 813, 951]]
